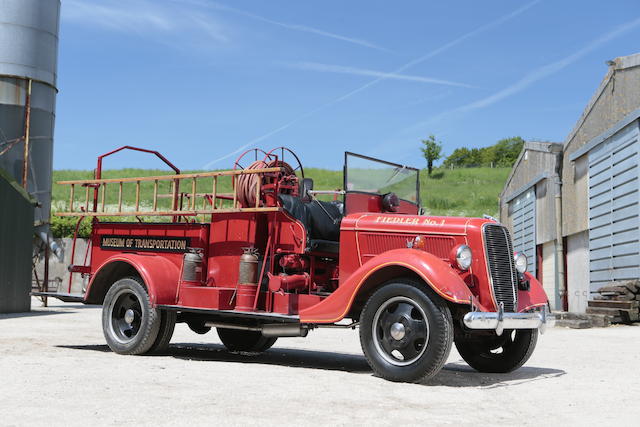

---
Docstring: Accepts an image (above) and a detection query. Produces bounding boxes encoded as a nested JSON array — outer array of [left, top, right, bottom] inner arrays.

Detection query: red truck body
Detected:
[[51, 147, 554, 382]]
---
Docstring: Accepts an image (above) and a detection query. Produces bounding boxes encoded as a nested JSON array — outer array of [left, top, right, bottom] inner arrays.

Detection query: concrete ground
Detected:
[[1, 298, 639, 426]]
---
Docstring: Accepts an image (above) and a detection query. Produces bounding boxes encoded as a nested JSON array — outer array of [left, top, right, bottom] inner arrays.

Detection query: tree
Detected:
[[492, 136, 524, 167], [420, 135, 442, 175]]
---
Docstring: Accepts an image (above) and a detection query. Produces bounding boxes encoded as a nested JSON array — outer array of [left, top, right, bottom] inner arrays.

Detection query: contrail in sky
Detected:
[[405, 14, 640, 132], [178, 0, 392, 53], [202, 0, 540, 168], [286, 62, 478, 88]]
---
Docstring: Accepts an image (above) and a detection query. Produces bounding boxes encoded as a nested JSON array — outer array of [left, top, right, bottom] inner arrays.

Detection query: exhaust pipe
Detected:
[[36, 225, 64, 262], [204, 321, 308, 337]]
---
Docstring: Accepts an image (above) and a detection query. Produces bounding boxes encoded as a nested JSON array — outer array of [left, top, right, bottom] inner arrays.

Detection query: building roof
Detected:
[[500, 141, 562, 200], [0, 167, 35, 204], [564, 52, 640, 152]]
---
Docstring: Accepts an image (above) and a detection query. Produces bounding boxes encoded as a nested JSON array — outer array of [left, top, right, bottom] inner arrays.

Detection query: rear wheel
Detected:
[[359, 279, 453, 383], [102, 277, 161, 355], [217, 328, 277, 352], [455, 329, 538, 373], [148, 310, 176, 353]]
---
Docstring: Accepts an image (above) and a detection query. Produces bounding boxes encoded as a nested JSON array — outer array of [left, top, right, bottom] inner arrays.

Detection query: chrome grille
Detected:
[[483, 223, 518, 312]]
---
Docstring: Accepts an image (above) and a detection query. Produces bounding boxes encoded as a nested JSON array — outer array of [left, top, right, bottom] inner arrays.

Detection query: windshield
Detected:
[[344, 152, 420, 204]]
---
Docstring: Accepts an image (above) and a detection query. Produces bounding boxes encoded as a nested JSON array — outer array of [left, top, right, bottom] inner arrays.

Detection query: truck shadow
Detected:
[[1, 310, 68, 319], [423, 360, 566, 388], [58, 342, 565, 387]]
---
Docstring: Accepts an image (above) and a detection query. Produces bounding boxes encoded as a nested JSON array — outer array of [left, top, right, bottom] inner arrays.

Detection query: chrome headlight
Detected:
[[514, 252, 528, 274], [455, 245, 472, 271]]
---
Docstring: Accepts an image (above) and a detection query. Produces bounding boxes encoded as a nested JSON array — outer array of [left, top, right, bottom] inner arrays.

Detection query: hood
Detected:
[[341, 213, 495, 236]]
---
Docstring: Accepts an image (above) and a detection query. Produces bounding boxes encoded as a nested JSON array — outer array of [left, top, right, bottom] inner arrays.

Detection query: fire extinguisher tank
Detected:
[[0, 0, 60, 233]]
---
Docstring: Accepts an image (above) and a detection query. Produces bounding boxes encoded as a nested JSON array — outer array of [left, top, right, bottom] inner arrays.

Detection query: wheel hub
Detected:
[[390, 322, 406, 340], [372, 296, 430, 366], [124, 309, 135, 325]]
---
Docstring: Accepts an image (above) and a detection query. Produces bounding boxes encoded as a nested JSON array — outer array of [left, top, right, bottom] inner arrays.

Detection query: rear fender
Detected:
[[518, 271, 550, 311], [300, 248, 478, 323], [85, 254, 180, 306]]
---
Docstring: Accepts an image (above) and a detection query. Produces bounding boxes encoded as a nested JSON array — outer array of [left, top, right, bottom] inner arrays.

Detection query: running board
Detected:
[[157, 304, 300, 323], [31, 292, 85, 303]]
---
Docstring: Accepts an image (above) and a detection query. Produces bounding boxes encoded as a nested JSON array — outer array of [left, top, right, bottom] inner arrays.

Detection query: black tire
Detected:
[[455, 329, 538, 373], [102, 276, 161, 355], [217, 328, 277, 352], [359, 279, 453, 383], [148, 310, 177, 354]]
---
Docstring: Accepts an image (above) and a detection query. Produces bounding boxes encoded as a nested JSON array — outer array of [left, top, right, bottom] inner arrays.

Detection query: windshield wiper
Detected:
[[385, 165, 406, 185]]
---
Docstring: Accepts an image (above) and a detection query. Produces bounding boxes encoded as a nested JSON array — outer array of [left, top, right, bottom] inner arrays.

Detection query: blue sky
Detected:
[[55, 0, 640, 171]]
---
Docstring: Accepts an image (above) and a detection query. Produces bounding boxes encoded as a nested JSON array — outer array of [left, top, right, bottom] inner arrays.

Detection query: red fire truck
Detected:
[[48, 146, 554, 383]]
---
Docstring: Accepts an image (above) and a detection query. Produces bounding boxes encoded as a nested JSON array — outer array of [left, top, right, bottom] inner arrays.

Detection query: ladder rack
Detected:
[[55, 167, 283, 218]]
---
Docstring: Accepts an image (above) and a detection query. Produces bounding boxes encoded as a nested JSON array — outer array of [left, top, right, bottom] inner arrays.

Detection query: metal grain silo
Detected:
[[0, 0, 62, 259]]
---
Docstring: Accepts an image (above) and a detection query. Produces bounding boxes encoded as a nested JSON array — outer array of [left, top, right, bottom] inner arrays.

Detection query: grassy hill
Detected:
[[51, 167, 510, 237]]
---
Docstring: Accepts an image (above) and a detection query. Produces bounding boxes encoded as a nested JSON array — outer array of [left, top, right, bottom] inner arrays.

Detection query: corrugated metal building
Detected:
[[0, 169, 35, 313], [499, 141, 563, 309], [500, 52, 640, 313]]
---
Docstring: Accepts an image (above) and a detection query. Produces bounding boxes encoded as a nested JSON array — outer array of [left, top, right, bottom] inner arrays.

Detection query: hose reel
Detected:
[[233, 147, 303, 208]]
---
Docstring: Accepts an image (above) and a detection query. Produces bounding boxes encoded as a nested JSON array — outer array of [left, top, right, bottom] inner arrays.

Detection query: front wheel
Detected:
[[217, 328, 277, 352], [455, 329, 538, 373], [359, 279, 453, 383]]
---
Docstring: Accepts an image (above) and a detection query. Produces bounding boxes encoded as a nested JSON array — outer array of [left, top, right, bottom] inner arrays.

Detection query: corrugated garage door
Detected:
[[510, 187, 536, 275], [588, 121, 640, 293]]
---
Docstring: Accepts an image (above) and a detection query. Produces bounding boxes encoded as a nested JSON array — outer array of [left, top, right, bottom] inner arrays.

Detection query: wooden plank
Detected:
[[156, 192, 234, 199], [69, 184, 74, 212], [255, 178, 261, 208], [212, 176, 217, 209], [118, 182, 123, 212], [135, 181, 140, 211], [191, 177, 197, 210], [57, 167, 284, 185], [588, 300, 639, 309], [100, 183, 106, 212], [153, 180, 158, 211], [55, 207, 282, 217], [596, 285, 635, 295], [586, 306, 636, 317]]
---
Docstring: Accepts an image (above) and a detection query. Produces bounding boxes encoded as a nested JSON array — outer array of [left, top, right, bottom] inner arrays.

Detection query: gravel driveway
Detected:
[[1, 298, 638, 425]]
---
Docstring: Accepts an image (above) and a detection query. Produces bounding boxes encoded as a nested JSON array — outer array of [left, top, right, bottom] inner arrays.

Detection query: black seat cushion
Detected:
[[279, 194, 342, 243], [308, 239, 340, 254]]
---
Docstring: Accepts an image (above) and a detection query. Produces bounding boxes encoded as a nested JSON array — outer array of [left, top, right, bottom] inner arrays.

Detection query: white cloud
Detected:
[[287, 62, 477, 88], [62, 0, 228, 43]]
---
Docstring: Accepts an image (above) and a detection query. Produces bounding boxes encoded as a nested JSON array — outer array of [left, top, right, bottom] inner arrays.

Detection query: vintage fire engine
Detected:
[[48, 146, 554, 383]]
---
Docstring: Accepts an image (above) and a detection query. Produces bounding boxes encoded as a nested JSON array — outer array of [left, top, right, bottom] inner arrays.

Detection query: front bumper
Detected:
[[463, 304, 555, 336]]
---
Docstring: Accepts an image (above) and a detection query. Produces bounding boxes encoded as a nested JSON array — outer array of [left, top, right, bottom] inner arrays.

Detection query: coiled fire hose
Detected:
[[234, 160, 295, 207]]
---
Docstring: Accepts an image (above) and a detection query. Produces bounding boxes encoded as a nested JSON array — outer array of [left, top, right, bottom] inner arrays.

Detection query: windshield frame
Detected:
[[343, 151, 421, 207]]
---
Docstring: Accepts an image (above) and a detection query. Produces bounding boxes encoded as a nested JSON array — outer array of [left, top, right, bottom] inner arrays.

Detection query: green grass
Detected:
[[51, 166, 510, 237], [420, 167, 510, 218]]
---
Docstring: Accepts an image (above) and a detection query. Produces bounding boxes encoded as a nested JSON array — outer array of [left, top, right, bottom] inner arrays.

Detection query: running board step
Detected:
[[31, 292, 84, 303]]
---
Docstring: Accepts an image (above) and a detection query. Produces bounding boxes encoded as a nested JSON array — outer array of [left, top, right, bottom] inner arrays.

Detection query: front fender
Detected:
[[86, 254, 180, 306], [518, 271, 549, 311], [300, 248, 477, 323]]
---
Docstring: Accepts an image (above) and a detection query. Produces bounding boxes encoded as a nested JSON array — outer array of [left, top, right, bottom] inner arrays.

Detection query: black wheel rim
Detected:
[[372, 296, 429, 366], [109, 289, 143, 344]]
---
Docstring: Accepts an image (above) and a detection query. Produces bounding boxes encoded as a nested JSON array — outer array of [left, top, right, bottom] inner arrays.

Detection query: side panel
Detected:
[[86, 254, 181, 305], [510, 187, 536, 275], [588, 120, 640, 294], [300, 249, 476, 323]]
